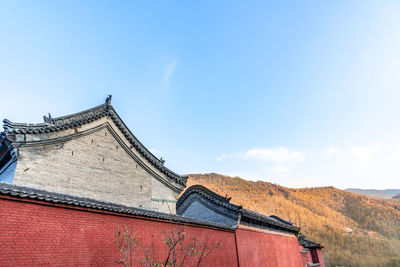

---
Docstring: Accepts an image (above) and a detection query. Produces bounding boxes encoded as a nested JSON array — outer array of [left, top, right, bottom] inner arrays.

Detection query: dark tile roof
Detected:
[[298, 237, 323, 249], [176, 184, 242, 212], [270, 215, 294, 226], [241, 209, 300, 232], [177, 185, 300, 234], [2, 96, 186, 186], [0, 182, 234, 230]]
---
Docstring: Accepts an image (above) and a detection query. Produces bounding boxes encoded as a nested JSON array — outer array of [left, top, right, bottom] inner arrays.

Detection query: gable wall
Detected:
[[151, 176, 178, 213], [178, 198, 239, 227], [12, 123, 177, 212]]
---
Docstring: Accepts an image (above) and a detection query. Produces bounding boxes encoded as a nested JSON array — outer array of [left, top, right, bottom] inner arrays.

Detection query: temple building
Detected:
[[0, 96, 325, 266], [0, 96, 186, 213]]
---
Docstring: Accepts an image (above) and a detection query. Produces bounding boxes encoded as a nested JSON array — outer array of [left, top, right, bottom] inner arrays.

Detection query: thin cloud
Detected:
[[287, 177, 318, 188], [325, 147, 340, 157], [244, 147, 303, 163], [214, 143, 400, 189], [271, 165, 290, 173], [216, 153, 228, 161], [348, 145, 375, 165], [216, 152, 241, 161], [216, 147, 303, 164], [164, 59, 178, 84]]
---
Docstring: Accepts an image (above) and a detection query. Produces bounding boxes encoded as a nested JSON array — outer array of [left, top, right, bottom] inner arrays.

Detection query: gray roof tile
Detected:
[[0, 182, 234, 230]]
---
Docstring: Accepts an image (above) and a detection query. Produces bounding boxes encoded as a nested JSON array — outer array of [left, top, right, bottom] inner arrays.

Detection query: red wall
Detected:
[[300, 246, 313, 265], [0, 197, 237, 267], [316, 249, 326, 267], [235, 227, 303, 267], [299, 245, 326, 267], [0, 196, 310, 267]]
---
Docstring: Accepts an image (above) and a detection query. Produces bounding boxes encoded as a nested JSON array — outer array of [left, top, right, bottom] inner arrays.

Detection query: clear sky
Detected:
[[1, 1, 400, 189]]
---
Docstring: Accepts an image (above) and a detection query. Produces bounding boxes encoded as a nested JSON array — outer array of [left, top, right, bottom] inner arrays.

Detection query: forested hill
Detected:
[[187, 173, 400, 267], [345, 188, 400, 199]]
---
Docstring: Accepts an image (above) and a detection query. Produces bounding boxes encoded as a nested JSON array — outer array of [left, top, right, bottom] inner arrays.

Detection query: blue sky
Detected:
[[1, 1, 400, 189]]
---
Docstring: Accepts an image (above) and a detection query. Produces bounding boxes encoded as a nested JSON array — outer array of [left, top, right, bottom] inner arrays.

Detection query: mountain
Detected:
[[187, 173, 400, 267], [345, 188, 400, 199], [393, 193, 400, 200]]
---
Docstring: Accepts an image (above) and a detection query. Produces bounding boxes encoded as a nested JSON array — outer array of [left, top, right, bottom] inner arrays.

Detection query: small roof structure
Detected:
[[298, 237, 324, 249], [177, 185, 300, 234]]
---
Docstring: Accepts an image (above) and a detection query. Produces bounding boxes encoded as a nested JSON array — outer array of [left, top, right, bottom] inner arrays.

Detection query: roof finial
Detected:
[[160, 157, 165, 165], [43, 113, 53, 124], [105, 95, 112, 106], [3, 119, 12, 131]]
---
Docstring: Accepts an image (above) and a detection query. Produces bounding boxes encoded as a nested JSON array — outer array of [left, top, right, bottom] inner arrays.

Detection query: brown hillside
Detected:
[[187, 173, 400, 267]]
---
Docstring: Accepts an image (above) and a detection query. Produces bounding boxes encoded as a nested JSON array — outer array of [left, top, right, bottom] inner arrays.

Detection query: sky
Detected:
[[1, 1, 400, 189]]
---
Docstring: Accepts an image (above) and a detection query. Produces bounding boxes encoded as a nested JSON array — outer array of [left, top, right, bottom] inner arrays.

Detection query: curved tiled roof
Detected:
[[2, 97, 187, 186], [176, 185, 242, 212], [177, 185, 300, 233], [0, 182, 233, 230]]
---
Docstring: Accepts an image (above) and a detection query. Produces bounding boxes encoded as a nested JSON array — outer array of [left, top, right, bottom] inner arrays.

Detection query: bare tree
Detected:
[[115, 223, 221, 267], [115, 225, 139, 267]]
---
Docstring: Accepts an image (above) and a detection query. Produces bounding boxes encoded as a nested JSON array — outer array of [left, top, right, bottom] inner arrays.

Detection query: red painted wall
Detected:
[[299, 245, 326, 267], [0, 197, 237, 267], [235, 227, 303, 267], [316, 249, 326, 267], [300, 246, 313, 265], [0, 196, 314, 267]]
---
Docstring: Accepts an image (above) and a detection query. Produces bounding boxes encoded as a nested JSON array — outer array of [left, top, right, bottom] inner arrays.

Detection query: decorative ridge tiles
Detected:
[[176, 185, 242, 212], [0, 182, 234, 230], [1, 96, 186, 186], [269, 215, 294, 226], [241, 209, 300, 232], [2, 103, 108, 133]]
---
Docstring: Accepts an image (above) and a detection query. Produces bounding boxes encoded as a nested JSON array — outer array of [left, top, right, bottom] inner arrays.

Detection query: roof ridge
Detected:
[[52, 103, 107, 123], [177, 185, 242, 211], [241, 209, 299, 232]]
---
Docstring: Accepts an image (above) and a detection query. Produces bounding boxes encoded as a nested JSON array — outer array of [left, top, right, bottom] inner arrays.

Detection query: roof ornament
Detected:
[[2, 119, 12, 131], [105, 95, 112, 107], [3, 119, 12, 127], [160, 157, 165, 165], [43, 113, 53, 124]]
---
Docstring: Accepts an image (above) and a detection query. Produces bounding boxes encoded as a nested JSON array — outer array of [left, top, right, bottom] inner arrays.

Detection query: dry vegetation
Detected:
[[187, 173, 400, 267]]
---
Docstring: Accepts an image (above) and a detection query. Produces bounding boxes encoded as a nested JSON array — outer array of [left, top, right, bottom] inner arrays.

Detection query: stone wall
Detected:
[[12, 120, 179, 213], [151, 176, 178, 213]]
